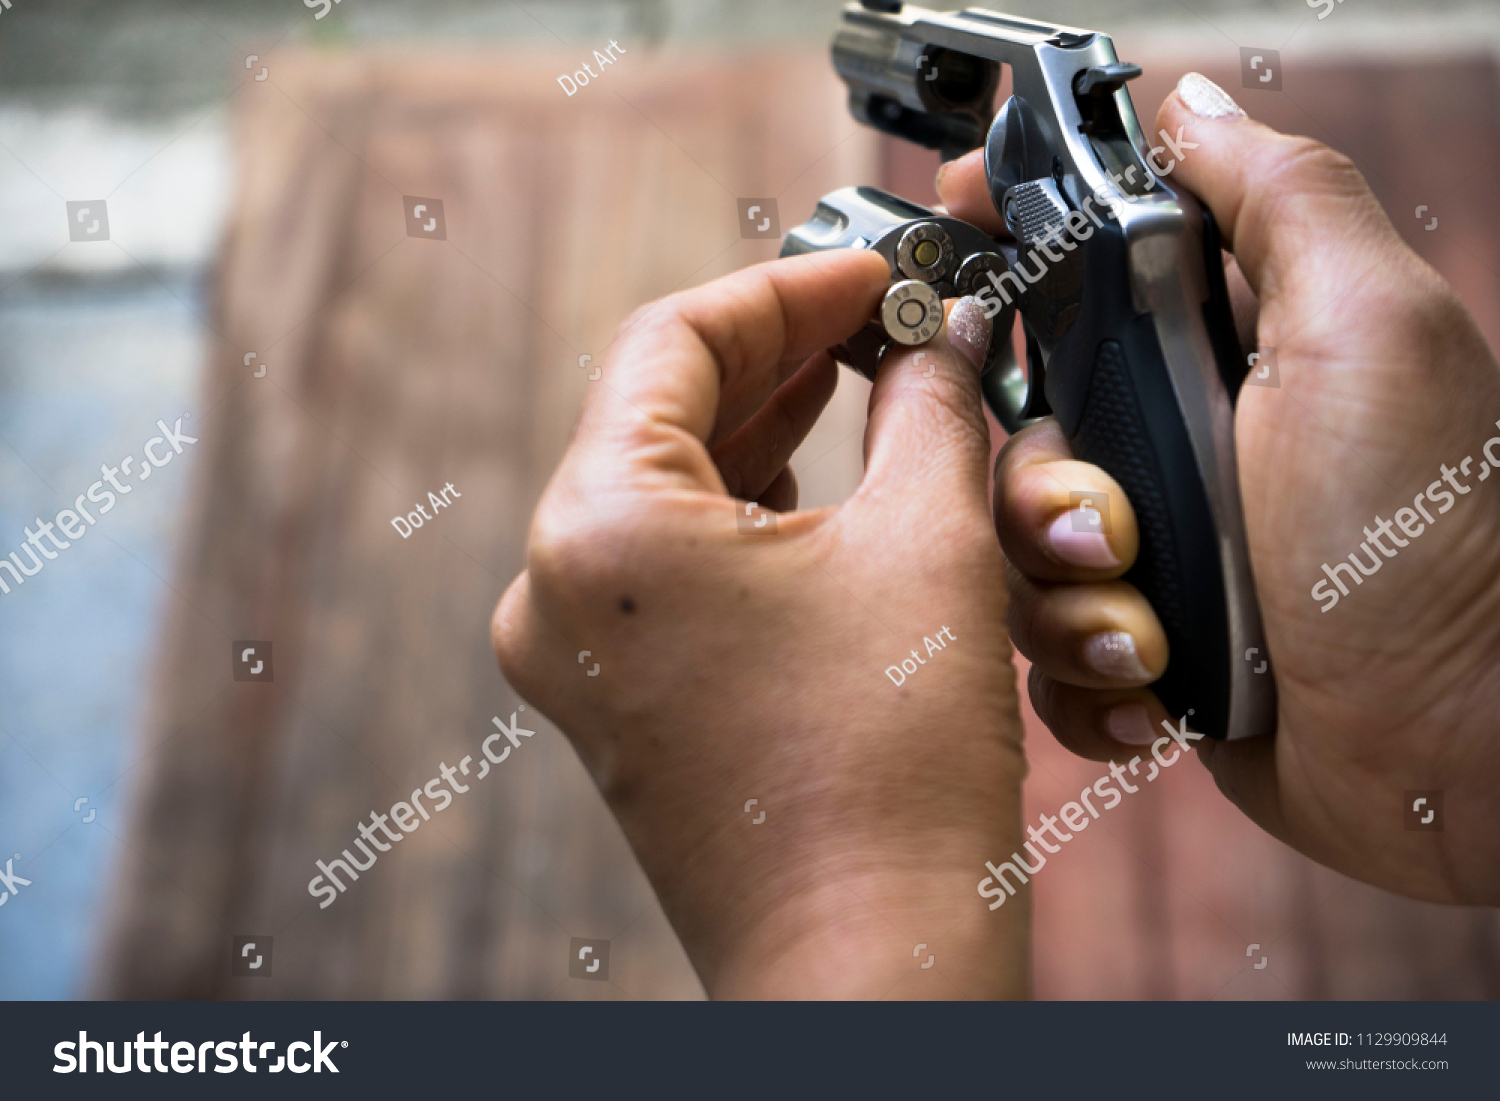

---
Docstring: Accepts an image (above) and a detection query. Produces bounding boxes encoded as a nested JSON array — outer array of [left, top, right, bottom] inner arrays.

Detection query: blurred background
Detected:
[[2, 0, 1499, 1000]]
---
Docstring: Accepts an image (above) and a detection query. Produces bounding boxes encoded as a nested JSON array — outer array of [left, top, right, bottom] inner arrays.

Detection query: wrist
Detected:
[[707, 855, 1028, 1000]]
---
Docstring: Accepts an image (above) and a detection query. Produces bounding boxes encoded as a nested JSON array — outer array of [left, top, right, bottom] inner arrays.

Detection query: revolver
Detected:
[[782, 2, 1273, 741]]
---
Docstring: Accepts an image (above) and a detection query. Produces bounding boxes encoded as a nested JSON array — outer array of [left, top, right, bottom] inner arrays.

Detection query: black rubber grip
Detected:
[[1069, 335, 1230, 737], [1073, 342, 1186, 639]]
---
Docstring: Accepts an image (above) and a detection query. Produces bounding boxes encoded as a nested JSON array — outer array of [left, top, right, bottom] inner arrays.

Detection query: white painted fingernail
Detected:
[[1177, 73, 1247, 119], [1083, 631, 1153, 682], [945, 296, 991, 372], [1044, 511, 1120, 569], [1106, 703, 1157, 745]]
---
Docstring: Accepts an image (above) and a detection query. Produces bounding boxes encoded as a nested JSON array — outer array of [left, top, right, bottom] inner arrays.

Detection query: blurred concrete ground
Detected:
[[2, 0, 1499, 998]]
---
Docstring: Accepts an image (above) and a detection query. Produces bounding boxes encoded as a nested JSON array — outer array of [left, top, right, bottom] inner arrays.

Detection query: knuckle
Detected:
[[1407, 272, 1476, 339], [620, 297, 675, 337], [1268, 136, 1363, 199], [490, 587, 532, 689], [612, 298, 681, 359], [1374, 277, 1468, 356], [1249, 137, 1372, 242], [525, 497, 625, 603]]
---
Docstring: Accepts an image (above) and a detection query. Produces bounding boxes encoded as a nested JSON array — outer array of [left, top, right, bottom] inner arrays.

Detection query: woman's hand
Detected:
[[941, 73, 1500, 906], [493, 251, 1031, 997]]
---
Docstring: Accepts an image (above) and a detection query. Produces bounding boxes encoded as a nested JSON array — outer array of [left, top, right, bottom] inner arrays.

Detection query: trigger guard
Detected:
[[981, 320, 1052, 434], [831, 323, 888, 381]]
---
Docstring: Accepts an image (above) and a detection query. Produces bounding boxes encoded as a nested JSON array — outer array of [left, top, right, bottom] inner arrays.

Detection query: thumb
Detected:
[[1156, 73, 1404, 310], [860, 295, 994, 509]]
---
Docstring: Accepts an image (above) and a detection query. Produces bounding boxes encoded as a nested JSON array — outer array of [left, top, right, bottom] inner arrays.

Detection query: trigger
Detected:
[[980, 322, 1051, 434], [1019, 327, 1052, 419]]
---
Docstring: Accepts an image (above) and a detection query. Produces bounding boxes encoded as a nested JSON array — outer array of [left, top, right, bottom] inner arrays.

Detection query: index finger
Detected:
[[577, 249, 891, 488], [934, 149, 1006, 237]]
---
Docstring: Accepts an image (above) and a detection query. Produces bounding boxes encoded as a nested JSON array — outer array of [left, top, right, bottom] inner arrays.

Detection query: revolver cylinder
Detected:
[[781, 185, 1024, 424]]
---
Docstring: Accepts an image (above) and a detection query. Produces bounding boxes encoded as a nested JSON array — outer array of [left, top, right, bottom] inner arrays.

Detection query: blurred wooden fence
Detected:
[[94, 44, 1500, 999]]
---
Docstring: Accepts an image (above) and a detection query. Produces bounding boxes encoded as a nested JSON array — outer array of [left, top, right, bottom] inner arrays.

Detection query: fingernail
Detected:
[[1044, 510, 1120, 569], [942, 295, 990, 373], [945, 296, 990, 372], [934, 160, 951, 196], [1082, 631, 1153, 682], [1177, 73, 1247, 120], [1106, 703, 1157, 745]]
